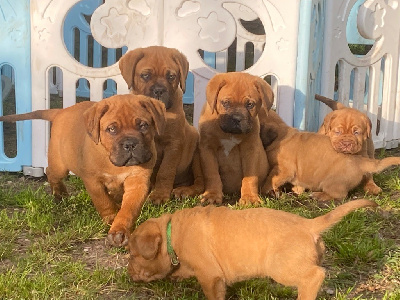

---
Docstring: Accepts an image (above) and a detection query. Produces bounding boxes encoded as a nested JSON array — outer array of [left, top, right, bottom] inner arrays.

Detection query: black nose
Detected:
[[151, 85, 167, 98], [231, 114, 243, 126], [121, 138, 138, 152]]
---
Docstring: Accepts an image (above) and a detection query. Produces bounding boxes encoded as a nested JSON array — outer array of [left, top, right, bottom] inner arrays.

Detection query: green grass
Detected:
[[1, 162, 400, 299]]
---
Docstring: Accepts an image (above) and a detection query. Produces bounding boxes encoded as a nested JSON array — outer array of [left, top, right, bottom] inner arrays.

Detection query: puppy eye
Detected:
[[141, 73, 151, 81], [246, 101, 255, 109], [139, 121, 149, 132], [221, 100, 230, 109], [106, 125, 117, 134], [335, 130, 341, 135], [353, 130, 360, 135], [167, 74, 176, 82]]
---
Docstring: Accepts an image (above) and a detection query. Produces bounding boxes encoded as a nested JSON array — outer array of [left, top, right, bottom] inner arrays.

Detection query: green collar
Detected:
[[166, 220, 179, 266]]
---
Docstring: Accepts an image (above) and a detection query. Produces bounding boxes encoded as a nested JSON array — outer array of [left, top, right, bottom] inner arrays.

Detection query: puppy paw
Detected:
[[363, 182, 382, 195], [148, 189, 171, 205], [238, 195, 263, 206], [200, 191, 223, 205], [311, 192, 334, 202], [172, 185, 203, 199], [107, 229, 129, 247], [102, 213, 117, 225]]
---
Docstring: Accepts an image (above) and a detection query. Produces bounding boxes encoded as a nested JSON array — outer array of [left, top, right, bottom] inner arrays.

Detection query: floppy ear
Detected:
[[206, 74, 226, 114], [254, 77, 274, 110], [363, 115, 372, 138], [172, 50, 189, 93], [139, 97, 167, 136], [83, 102, 109, 144], [132, 222, 162, 260], [119, 49, 145, 90], [319, 112, 336, 135]]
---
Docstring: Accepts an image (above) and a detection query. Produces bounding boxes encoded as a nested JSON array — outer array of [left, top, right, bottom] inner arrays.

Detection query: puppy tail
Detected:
[[360, 156, 400, 174], [310, 199, 378, 234], [0, 109, 61, 122], [315, 94, 346, 110]]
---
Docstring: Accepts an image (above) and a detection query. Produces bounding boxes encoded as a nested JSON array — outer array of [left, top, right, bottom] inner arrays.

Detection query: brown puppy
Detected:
[[0, 95, 165, 247], [198, 72, 273, 205], [260, 111, 400, 202], [316, 94, 381, 194], [119, 46, 203, 204], [128, 199, 377, 300]]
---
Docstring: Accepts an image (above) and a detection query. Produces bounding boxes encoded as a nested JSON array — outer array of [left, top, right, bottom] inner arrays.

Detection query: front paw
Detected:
[[363, 182, 382, 195], [148, 189, 171, 205], [107, 228, 129, 247], [239, 194, 263, 206], [172, 185, 203, 199], [200, 190, 223, 205]]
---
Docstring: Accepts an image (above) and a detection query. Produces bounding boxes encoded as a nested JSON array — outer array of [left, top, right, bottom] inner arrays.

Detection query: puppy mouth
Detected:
[[110, 137, 153, 166], [332, 139, 361, 154], [148, 84, 172, 109], [219, 114, 252, 134]]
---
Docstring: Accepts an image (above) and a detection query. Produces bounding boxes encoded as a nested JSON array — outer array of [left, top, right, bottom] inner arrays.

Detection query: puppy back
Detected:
[[309, 199, 377, 234]]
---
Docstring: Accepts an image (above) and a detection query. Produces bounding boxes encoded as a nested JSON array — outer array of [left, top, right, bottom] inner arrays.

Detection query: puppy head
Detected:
[[206, 72, 274, 134], [119, 46, 189, 109], [83, 94, 166, 167], [128, 216, 173, 282], [320, 108, 371, 154]]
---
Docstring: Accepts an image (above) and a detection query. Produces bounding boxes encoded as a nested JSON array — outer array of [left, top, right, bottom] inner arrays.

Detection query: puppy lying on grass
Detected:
[[260, 110, 400, 202], [128, 199, 377, 300]]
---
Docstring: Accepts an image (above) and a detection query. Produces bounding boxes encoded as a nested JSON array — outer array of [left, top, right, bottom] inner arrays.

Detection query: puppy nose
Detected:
[[152, 85, 167, 98], [231, 114, 243, 125], [121, 138, 138, 152]]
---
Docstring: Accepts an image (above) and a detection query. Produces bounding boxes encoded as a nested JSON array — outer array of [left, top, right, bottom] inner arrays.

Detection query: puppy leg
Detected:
[[172, 148, 204, 198], [362, 173, 382, 195], [297, 266, 325, 300], [197, 275, 226, 300], [83, 178, 119, 224], [199, 145, 223, 204], [149, 144, 181, 204], [46, 165, 69, 200], [262, 166, 294, 197]]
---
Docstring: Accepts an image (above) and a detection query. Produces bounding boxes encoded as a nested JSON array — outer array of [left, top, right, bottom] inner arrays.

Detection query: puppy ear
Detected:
[[83, 102, 109, 144], [132, 222, 162, 260], [206, 75, 226, 114], [254, 77, 274, 110], [119, 49, 145, 90], [363, 115, 372, 138], [320, 112, 336, 135], [172, 50, 189, 93], [139, 97, 166, 135]]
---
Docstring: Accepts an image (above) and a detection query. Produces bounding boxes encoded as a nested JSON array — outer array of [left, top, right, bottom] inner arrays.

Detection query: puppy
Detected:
[[119, 46, 203, 204], [260, 111, 400, 202], [198, 72, 273, 205], [316, 94, 381, 194], [0, 95, 165, 246], [128, 199, 377, 299]]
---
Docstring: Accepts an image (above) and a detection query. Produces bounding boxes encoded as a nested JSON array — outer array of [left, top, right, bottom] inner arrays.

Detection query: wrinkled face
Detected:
[[133, 56, 180, 109], [128, 220, 172, 282], [324, 109, 371, 154], [215, 83, 262, 134], [100, 104, 156, 167]]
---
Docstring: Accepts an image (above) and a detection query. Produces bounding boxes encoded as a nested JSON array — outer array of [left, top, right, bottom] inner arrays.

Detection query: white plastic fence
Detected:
[[0, 0, 400, 175]]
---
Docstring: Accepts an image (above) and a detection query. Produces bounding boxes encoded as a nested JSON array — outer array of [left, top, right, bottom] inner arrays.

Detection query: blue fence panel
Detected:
[[0, 0, 32, 172]]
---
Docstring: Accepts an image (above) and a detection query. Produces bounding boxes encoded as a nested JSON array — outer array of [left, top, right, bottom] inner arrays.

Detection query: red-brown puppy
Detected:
[[119, 46, 203, 203], [198, 72, 274, 205], [0, 95, 165, 247], [260, 110, 400, 201], [316, 94, 380, 194], [128, 200, 377, 300]]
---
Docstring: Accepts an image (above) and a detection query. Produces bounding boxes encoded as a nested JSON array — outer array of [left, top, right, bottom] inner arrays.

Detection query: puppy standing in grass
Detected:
[[198, 72, 274, 205], [0, 95, 165, 247], [316, 94, 381, 194], [128, 199, 377, 299], [119, 46, 204, 204]]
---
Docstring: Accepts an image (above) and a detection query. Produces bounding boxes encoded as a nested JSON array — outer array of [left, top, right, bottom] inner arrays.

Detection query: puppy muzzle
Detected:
[[332, 138, 361, 154], [149, 83, 172, 109], [110, 137, 153, 167], [219, 113, 252, 134]]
